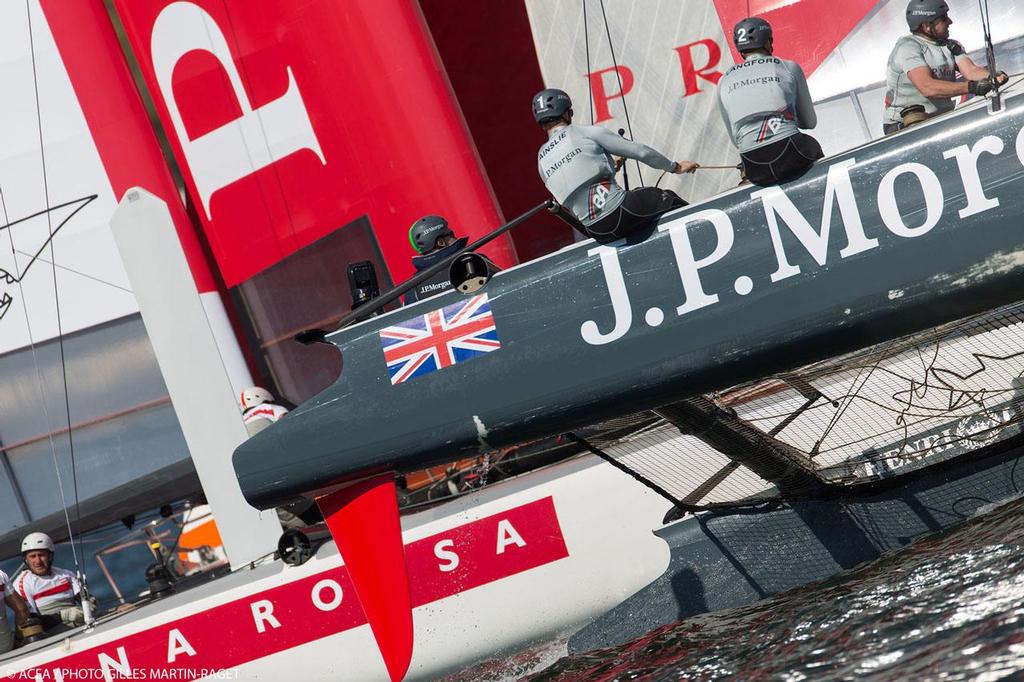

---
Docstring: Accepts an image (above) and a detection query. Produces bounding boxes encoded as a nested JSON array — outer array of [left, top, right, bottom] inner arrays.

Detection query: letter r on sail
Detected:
[[149, 2, 326, 219]]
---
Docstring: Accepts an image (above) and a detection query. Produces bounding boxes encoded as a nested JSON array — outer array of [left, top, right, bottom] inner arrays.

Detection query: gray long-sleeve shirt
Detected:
[[538, 124, 675, 226], [716, 54, 817, 153], [883, 34, 969, 124]]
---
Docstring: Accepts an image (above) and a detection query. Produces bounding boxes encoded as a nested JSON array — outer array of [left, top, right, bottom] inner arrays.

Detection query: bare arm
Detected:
[[955, 56, 1008, 84], [5, 593, 29, 625], [907, 66, 969, 97], [956, 56, 991, 81]]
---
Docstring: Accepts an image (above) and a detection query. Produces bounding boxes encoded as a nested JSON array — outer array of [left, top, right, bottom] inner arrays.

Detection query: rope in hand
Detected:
[[655, 163, 742, 187]]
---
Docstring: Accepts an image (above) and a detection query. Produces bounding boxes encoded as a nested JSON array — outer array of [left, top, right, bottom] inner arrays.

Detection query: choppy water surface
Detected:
[[521, 494, 1024, 681]]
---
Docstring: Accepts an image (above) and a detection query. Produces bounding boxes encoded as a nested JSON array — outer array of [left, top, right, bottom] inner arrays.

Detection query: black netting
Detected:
[[724, 303, 1024, 483], [569, 303, 1024, 513]]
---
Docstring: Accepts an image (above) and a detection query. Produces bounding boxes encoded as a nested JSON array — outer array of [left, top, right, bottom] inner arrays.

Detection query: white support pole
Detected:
[[111, 187, 280, 567]]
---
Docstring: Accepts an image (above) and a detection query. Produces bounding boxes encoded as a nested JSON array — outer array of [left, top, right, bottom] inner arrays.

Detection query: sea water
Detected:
[[510, 493, 1024, 680]]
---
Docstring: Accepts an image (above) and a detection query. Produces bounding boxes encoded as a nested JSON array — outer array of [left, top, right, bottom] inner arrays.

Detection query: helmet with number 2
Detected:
[[733, 17, 773, 53]]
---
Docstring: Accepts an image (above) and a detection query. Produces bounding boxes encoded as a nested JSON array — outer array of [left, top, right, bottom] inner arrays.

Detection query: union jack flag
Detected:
[[379, 294, 501, 385]]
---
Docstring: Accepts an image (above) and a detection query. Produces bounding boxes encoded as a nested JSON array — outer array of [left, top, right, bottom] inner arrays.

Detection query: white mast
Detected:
[[110, 187, 280, 567]]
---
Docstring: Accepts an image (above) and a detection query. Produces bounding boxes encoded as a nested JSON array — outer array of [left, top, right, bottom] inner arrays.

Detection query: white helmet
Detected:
[[21, 532, 54, 554], [240, 386, 274, 410]]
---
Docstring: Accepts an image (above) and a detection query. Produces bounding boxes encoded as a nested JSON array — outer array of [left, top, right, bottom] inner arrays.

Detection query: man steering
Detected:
[[883, 0, 1007, 134]]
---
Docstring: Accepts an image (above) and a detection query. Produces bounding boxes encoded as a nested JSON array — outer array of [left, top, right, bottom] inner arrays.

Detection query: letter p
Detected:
[[587, 65, 635, 123], [150, 2, 326, 219]]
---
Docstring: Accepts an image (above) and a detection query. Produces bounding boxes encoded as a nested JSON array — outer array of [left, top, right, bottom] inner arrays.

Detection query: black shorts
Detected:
[[740, 132, 824, 186], [585, 187, 687, 242]]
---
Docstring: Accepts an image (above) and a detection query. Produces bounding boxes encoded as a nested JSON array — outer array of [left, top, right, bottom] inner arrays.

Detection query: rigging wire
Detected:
[[978, 0, 1000, 103], [24, 0, 86, 591], [582, 0, 595, 124], [597, 0, 644, 186]]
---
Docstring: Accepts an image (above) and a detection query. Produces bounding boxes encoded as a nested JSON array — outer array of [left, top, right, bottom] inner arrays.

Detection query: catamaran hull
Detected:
[[8, 430, 1024, 680], [0, 456, 674, 681], [237, 87, 1024, 510]]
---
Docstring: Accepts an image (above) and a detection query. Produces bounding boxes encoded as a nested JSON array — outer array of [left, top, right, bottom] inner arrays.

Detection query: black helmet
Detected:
[[408, 215, 454, 254], [733, 17, 773, 53], [906, 0, 949, 31], [532, 88, 572, 125]]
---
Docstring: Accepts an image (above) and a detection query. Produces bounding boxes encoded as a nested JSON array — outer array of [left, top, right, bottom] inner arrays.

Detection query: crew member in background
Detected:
[[403, 215, 499, 304], [0, 568, 29, 652], [534, 88, 697, 243], [16, 532, 87, 629], [884, 0, 1007, 134], [716, 17, 823, 186], [240, 386, 288, 437], [238, 388, 315, 528]]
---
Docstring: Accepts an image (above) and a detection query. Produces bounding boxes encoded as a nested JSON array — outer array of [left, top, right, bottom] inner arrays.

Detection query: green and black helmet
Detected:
[[409, 215, 454, 254]]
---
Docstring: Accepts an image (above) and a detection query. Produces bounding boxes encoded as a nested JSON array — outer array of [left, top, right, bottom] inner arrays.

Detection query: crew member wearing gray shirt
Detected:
[[533, 88, 697, 242], [716, 17, 822, 186], [883, 0, 1005, 135]]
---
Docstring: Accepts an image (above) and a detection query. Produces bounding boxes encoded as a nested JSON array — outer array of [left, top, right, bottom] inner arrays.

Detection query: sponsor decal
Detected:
[[379, 294, 500, 385], [580, 124, 1021, 346], [111, 0, 509, 286], [2, 498, 568, 681], [588, 181, 612, 219]]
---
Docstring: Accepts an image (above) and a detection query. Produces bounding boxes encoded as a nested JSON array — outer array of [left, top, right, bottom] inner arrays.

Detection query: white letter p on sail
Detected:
[[150, 2, 326, 220]]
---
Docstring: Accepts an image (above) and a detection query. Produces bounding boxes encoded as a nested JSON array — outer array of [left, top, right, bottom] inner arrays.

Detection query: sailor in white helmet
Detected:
[[239, 387, 312, 527], [534, 88, 698, 243], [15, 532, 87, 628], [883, 0, 1007, 134], [716, 17, 823, 186], [240, 386, 289, 437], [0, 562, 29, 653]]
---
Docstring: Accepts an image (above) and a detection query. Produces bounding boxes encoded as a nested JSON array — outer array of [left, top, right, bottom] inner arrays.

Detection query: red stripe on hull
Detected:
[[2, 497, 567, 680]]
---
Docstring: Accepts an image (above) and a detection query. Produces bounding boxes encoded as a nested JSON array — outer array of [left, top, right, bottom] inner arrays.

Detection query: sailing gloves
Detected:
[[969, 73, 1010, 97], [968, 78, 995, 96]]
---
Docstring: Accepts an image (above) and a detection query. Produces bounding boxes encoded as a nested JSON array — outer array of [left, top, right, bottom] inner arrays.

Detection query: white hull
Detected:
[[0, 454, 677, 681]]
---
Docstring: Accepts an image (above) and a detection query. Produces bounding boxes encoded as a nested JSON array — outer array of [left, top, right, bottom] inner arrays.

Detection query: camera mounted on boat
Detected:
[[278, 528, 314, 567], [347, 260, 380, 311], [449, 252, 493, 293]]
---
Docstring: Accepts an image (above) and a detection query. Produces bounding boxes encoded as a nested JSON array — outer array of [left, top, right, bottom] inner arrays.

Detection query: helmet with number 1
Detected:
[[21, 532, 55, 555], [532, 88, 573, 125], [240, 387, 274, 410], [733, 17, 773, 53], [906, 0, 950, 31]]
